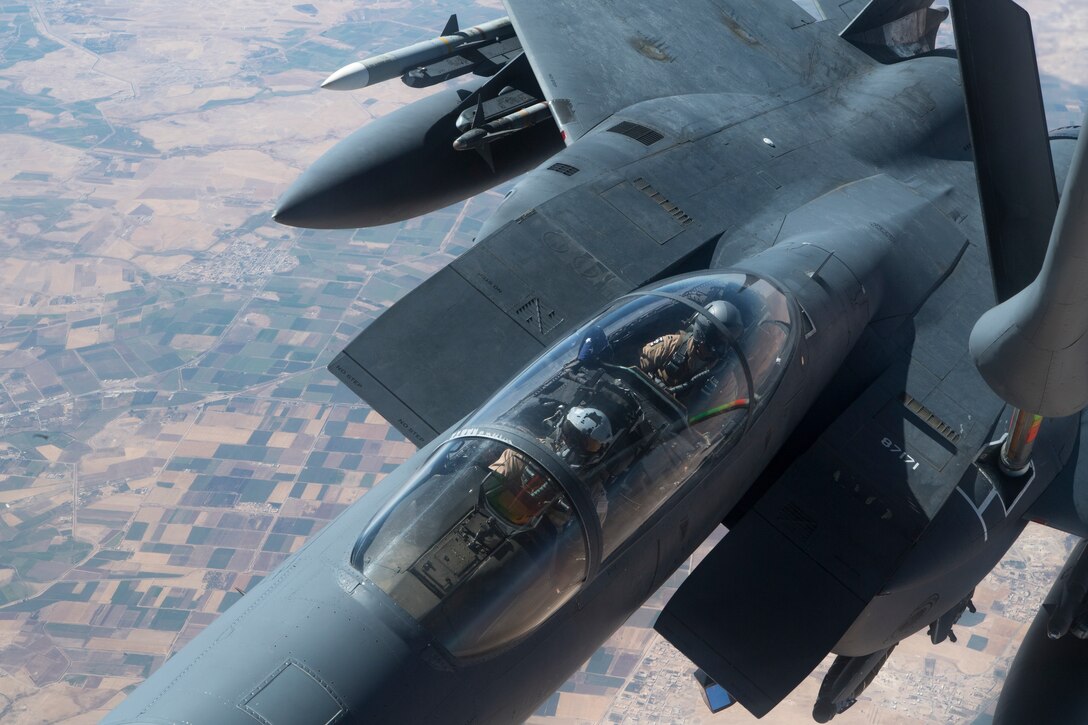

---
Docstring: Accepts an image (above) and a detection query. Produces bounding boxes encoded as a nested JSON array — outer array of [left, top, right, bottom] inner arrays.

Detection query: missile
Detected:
[[322, 16, 515, 91], [453, 101, 552, 150]]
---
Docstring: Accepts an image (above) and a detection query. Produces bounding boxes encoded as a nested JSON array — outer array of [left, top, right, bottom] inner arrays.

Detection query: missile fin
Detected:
[[471, 95, 486, 129], [441, 13, 459, 36], [476, 142, 495, 173]]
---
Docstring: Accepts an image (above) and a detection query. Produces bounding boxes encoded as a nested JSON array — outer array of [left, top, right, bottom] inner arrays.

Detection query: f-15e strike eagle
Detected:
[[106, 0, 1088, 722]]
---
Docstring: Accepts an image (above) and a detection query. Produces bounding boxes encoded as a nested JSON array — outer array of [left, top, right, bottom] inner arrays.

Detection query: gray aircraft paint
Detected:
[[105, 0, 1088, 723]]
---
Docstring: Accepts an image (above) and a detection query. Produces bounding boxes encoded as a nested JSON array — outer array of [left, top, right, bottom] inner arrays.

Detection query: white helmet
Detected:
[[693, 299, 743, 347], [559, 406, 613, 463]]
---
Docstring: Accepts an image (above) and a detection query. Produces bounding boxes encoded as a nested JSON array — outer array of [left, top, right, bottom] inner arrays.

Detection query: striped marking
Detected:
[[954, 485, 998, 542], [1026, 414, 1044, 443]]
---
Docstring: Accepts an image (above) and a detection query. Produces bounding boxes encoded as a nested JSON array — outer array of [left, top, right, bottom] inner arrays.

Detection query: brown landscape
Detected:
[[0, 0, 1085, 723]]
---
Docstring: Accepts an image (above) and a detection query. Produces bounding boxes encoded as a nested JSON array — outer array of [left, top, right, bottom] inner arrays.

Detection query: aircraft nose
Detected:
[[102, 576, 455, 724]]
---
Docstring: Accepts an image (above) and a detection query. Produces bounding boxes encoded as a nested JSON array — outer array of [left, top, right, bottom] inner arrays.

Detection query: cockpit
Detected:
[[352, 272, 797, 657]]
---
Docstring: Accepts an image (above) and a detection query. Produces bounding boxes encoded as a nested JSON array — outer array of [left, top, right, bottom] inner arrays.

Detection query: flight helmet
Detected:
[[559, 406, 613, 465], [692, 299, 743, 350]]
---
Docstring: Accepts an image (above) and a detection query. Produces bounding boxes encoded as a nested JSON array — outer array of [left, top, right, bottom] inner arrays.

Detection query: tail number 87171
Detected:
[[882, 437, 921, 471]]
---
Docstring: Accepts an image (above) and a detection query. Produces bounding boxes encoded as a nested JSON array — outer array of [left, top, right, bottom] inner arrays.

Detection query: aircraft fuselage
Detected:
[[106, 52, 1069, 725]]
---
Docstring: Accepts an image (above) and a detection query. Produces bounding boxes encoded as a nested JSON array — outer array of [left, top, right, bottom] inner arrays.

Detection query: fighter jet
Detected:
[[106, 0, 1088, 722]]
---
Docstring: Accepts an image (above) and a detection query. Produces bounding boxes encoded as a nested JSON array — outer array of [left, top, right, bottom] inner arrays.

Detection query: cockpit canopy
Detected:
[[355, 436, 586, 658], [469, 271, 796, 554], [354, 272, 796, 657]]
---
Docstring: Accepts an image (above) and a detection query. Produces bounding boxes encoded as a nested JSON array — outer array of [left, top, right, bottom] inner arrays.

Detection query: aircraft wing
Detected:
[[502, 0, 868, 141], [328, 0, 877, 445], [315, 1, 958, 445]]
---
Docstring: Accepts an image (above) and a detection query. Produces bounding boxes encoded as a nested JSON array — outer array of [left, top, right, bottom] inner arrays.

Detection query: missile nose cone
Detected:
[[322, 61, 370, 90], [453, 128, 486, 151]]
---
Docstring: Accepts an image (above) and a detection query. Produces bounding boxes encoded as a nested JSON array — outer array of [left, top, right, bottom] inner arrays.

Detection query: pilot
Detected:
[[553, 406, 614, 469], [486, 447, 561, 527], [639, 300, 743, 396], [485, 406, 617, 528], [552, 406, 615, 522]]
